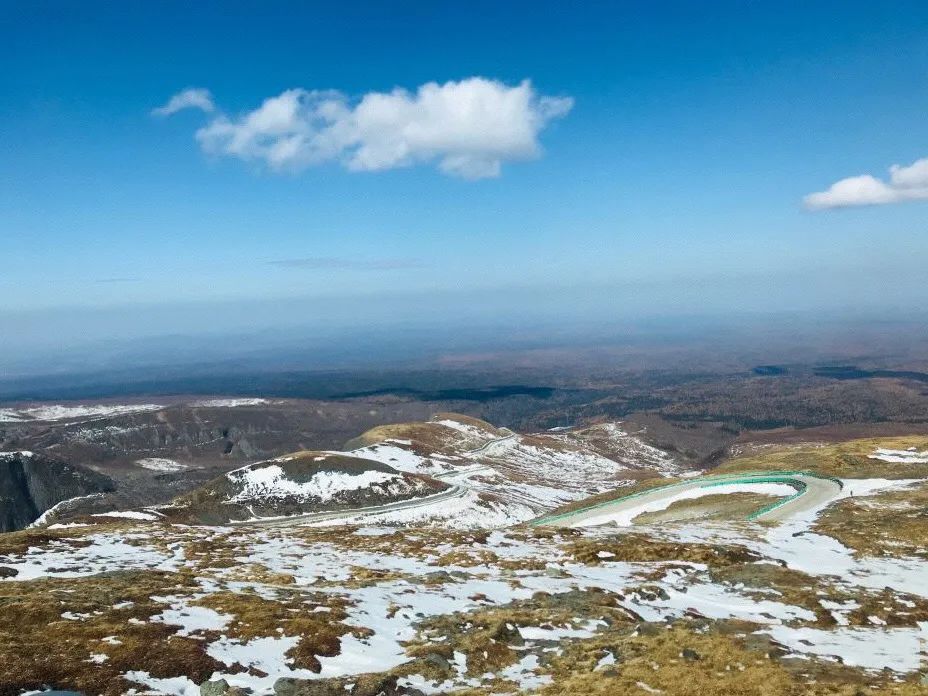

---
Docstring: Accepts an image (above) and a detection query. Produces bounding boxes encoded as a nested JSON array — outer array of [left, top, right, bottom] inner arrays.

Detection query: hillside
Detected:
[[0, 452, 114, 532], [339, 413, 678, 520], [159, 452, 450, 525], [1, 432, 928, 694], [38, 413, 681, 529]]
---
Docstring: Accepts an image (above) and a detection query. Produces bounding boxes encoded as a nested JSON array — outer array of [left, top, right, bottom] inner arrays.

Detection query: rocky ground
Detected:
[[1, 433, 927, 695], [0, 452, 114, 532]]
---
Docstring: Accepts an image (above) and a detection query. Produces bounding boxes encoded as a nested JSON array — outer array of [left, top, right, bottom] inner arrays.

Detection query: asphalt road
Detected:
[[236, 483, 470, 528], [237, 432, 516, 528], [534, 472, 843, 528]]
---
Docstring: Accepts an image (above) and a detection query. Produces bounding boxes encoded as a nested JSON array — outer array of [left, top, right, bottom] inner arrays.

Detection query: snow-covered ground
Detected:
[[211, 418, 680, 529], [189, 398, 271, 408], [10, 413, 928, 691], [761, 624, 928, 672], [3, 511, 927, 693], [346, 419, 665, 517], [551, 422, 680, 476], [310, 489, 535, 529], [28, 493, 105, 528], [227, 463, 418, 503], [868, 447, 928, 464], [0, 403, 163, 422], [0, 450, 33, 459], [136, 458, 189, 472], [92, 511, 161, 521]]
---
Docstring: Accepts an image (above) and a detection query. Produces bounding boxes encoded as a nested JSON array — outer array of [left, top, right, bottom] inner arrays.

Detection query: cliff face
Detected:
[[0, 452, 114, 532]]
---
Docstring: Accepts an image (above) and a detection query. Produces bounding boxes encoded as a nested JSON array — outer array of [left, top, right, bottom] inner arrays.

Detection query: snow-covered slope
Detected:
[[142, 414, 677, 529], [0, 403, 164, 423], [160, 452, 448, 524], [342, 414, 678, 516]]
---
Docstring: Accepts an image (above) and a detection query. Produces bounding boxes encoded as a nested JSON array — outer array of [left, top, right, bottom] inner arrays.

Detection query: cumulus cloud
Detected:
[[804, 157, 928, 209], [152, 88, 215, 117], [158, 78, 572, 179]]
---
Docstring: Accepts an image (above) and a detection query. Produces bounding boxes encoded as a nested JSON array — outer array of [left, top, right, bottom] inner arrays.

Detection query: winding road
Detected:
[[236, 483, 471, 528], [533, 471, 843, 528], [237, 432, 516, 528]]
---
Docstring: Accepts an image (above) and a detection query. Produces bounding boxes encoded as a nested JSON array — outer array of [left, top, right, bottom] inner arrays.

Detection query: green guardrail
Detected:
[[531, 470, 842, 526]]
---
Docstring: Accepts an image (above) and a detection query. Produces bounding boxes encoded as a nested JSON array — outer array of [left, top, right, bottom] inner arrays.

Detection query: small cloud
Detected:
[[158, 77, 572, 179], [804, 156, 928, 209], [152, 88, 215, 117], [268, 257, 424, 271]]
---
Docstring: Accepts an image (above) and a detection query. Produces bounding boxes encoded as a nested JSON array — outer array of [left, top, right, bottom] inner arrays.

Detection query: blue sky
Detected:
[[2, 1, 928, 351]]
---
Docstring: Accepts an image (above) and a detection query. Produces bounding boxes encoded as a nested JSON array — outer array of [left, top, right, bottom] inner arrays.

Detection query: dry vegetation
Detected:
[[2, 432, 928, 694], [710, 562, 928, 629], [536, 621, 928, 696], [633, 492, 778, 523], [343, 413, 504, 454], [657, 376, 928, 430], [715, 436, 928, 480], [814, 480, 928, 559], [0, 571, 219, 696]]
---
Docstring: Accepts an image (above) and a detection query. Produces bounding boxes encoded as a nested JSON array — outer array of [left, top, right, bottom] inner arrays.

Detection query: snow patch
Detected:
[[136, 458, 188, 472], [92, 511, 160, 521], [190, 398, 270, 408], [228, 464, 405, 502], [761, 624, 928, 672], [868, 447, 928, 464], [0, 404, 163, 422]]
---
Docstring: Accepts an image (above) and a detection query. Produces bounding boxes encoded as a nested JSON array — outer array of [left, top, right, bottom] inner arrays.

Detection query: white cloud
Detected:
[[159, 78, 572, 179], [804, 157, 928, 209], [152, 88, 215, 117]]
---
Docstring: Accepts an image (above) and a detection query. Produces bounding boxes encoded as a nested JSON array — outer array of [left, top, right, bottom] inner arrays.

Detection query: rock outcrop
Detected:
[[0, 451, 114, 531]]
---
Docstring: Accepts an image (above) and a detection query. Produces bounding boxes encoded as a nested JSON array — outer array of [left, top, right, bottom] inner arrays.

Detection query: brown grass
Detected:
[[563, 533, 763, 567], [633, 492, 778, 524], [715, 436, 928, 480], [537, 621, 927, 696], [0, 571, 220, 696], [194, 590, 354, 672], [813, 480, 928, 559]]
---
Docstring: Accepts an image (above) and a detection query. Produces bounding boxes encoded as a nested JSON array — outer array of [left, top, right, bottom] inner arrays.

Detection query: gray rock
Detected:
[[349, 674, 402, 695], [635, 623, 661, 636], [273, 678, 338, 696], [422, 570, 453, 584], [0, 452, 114, 532], [680, 648, 701, 662], [0, 566, 18, 578], [423, 652, 451, 672], [274, 675, 406, 696], [200, 681, 229, 696], [488, 621, 524, 645], [200, 679, 251, 696]]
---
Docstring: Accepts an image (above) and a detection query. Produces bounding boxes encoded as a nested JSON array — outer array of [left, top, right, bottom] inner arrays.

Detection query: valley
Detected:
[[1, 404, 927, 694]]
